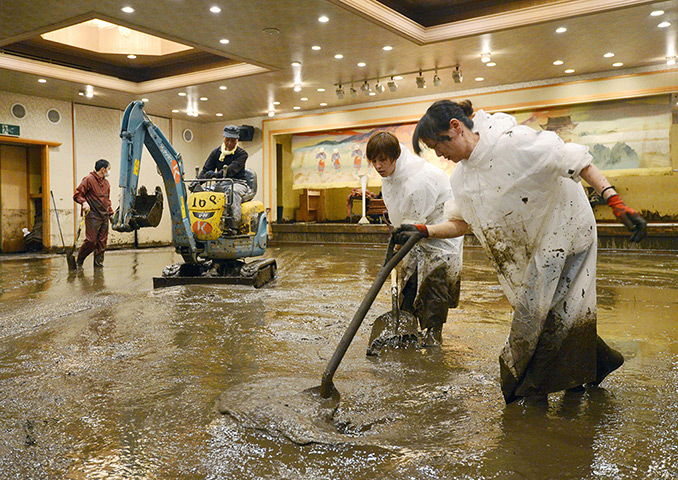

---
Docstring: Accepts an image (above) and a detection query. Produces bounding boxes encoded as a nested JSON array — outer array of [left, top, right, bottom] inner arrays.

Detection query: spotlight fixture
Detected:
[[361, 81, 370, 95], [375, 79, 385, 93], [433, 71, 441, 86], [452, 65, 463, 83], [415, 71, 425, 88], [335, 84, 345, 99], [350, 84, 358, 97], [667, 56, 677, 66], [293, 84, 302, 92], [387, 77, 398, 92], [268, 110, 275, 117], [481, 53, 491, 63]]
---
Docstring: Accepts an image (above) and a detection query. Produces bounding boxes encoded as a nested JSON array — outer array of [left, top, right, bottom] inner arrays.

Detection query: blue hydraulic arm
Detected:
[[113, 100, 197, 262]]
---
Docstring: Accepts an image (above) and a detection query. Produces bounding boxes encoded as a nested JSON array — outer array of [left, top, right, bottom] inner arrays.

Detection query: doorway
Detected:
[[0, 143, 46, 252]]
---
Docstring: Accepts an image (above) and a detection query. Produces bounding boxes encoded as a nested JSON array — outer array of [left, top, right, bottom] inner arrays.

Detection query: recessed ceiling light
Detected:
[[293, 84, 302, 92], [219, 38, 230, 44], [293, 106, 301, 110], [486, 62, 496, 67], [78, 92, 84, 96], [317, 88, 325, 92], [667, 56, 677, 66], [556, 27, 567, 33], [658, 21, 671, 28], [219, 85, 227, 90], [475, 77, 484, 81], [291, 61, 301, 66], [300, 97, 308, 101], [357, 62, 366, 67], [318, 16, 329, 23], [121, 6, 134, 13], [480, 53, 491, 63], [178, 92, 187, 96], [200, 97, 208, 101], [320, 102, 327, 106], [564, 69, 575, 73], [127, 54, 137, 59], [393, 75, 403, 80], [650, 10, 664, 16], [312, 45, 321, 51], [382, 45, 393, 51], [603, 52, 615, 58], [172, 109, 179, 113], [268, 111, 275, 117], [142, 98, 149, 102], [553, 60, 564, 65], [612, 62, 623, 67], [38, 78, 47, 83], [334, 54, 343, 59], [273, 101, 280, 105], [369, 91, 376, 96], [216, 113, 223, 116], [210, 6, 221, 13]]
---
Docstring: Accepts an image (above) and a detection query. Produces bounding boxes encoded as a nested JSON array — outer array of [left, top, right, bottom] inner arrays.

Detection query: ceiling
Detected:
[[0, 0, 675, 123]]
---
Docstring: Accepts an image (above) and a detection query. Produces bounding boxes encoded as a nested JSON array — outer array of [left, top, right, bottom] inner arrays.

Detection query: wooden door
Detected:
[[0, 145, 29, 252]]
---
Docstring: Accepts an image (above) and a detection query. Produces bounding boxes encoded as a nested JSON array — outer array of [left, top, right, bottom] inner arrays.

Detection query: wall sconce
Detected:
[[415, 71, 425, 88], [387, 76, 398, 92], [335, 85, 345, 99], [452, 65, 463, 83]]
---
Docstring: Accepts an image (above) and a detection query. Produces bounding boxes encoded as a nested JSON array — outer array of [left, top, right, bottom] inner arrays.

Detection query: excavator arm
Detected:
[[112, 100, 197, 263]]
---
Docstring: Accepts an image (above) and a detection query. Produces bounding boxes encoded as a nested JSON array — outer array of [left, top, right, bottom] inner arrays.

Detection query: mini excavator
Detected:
[[112, 100, 276, 288]]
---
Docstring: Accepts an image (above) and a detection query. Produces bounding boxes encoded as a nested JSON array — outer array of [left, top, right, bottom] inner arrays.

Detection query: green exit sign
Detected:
[[0, 123, 20, 136]]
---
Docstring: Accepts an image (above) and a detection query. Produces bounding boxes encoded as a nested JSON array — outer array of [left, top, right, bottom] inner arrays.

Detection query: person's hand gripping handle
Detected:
[[606, 194, 647, 243], [391, 224, 428, 245]]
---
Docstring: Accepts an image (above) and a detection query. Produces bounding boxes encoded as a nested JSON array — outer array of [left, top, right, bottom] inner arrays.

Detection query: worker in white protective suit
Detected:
[[366, 132, 463, 345], [393, 99, 647, 403]]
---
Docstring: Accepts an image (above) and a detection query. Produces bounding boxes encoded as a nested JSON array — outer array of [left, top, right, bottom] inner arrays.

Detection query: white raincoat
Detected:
[[382, 145, 464, 329], [446, 110, 598, 401]]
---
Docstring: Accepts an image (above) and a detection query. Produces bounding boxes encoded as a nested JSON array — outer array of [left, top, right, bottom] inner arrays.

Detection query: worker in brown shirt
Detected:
[[73, 159, 114, 268]]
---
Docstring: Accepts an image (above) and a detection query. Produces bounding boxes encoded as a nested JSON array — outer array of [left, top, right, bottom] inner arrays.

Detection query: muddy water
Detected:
[[0, 246, 676, 479]]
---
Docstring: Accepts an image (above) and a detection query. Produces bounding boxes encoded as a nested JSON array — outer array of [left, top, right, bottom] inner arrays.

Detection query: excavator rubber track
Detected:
[[152, 258, 277, 289]]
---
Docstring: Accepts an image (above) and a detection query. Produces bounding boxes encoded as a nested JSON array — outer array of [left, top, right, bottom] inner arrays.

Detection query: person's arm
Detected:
[[198, 149, 219, 179], [391, 219, 469, 244], [73, 176, 91, 214], [225, 148, 248, 178], [580, 164, 647, 242]]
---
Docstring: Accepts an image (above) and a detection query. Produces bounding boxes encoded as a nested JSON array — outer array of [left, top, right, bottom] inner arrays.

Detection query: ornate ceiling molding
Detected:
[[0, 52, 269, 94], [333, 0, 657, 44]]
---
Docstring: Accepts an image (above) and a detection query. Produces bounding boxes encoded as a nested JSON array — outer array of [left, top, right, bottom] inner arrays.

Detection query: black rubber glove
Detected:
[[607, 194, 647, 243], [391, 224, 428, 245], [214, 169, 225, 178]]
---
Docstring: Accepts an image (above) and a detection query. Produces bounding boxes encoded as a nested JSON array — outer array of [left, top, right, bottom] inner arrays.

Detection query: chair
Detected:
[[296, 188, 326, 222]]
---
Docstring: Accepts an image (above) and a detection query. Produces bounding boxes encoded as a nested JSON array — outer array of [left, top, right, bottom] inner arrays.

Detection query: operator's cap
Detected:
[[223, 125, 240, 139]]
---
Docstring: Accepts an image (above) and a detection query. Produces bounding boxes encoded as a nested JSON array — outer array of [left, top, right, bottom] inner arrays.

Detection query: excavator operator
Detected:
[[196, 125, 252, 234]]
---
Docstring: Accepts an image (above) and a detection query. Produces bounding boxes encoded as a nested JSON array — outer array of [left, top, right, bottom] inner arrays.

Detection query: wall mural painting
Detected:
[[511, 96, 671, 171], [291, 123, 454, 190]]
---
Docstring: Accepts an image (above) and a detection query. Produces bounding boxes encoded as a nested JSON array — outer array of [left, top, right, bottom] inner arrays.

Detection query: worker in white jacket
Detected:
[[366, 132, 463, 345], [393, 99, 646, 403]]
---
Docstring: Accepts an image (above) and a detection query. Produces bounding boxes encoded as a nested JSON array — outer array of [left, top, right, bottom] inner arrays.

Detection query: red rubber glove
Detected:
[[392, 224, 428, 244], [606, 194, 647, 243]]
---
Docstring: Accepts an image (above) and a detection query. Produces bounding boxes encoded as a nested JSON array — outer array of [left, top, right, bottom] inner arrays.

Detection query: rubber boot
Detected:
[[589, 336, 624, 386], [93, 252, 105, 268], [422, 324, 443, 346], [76, 251, 87, 270]]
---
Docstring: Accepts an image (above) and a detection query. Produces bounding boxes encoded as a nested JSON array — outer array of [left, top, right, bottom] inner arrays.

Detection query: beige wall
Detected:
[[0, 93, 204, 249]]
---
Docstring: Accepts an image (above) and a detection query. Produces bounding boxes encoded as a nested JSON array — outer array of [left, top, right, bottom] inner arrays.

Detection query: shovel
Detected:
[[67, 215, 85, 271], [366, 265, 420, 356], [310, 232, 422, 402]]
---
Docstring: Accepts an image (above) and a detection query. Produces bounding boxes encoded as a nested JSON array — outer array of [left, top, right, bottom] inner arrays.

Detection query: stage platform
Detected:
[[271, 222, 678, 250]]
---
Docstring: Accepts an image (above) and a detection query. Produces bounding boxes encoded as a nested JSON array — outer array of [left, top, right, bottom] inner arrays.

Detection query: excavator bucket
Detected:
[[129, 185, 163, 229]]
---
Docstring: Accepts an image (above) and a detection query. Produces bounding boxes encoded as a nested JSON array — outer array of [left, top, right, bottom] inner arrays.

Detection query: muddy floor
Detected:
[[0, 245, 676, 479]]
